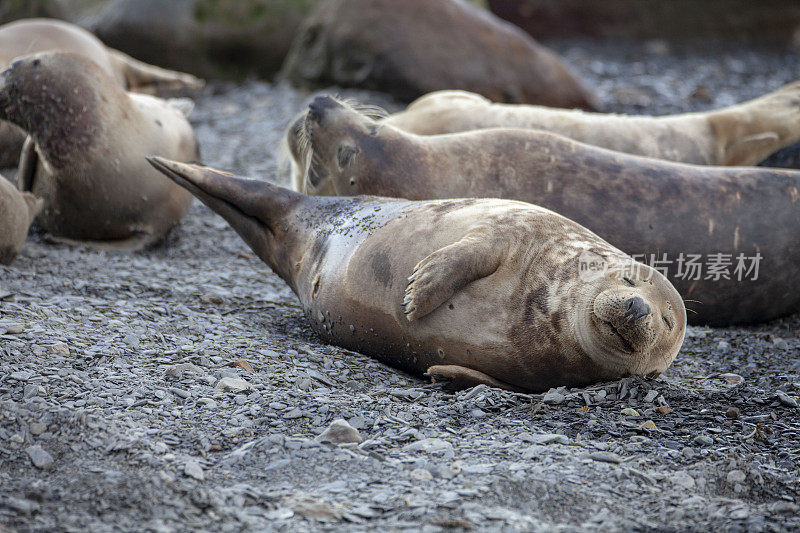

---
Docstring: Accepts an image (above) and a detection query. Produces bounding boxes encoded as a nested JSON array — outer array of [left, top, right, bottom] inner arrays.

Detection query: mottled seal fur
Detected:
[[0, 52, 199, 250], [287, 95, 800, 326], [384, 85, 800, 166], [148, 156, 686, 393], [0, 18, 203, 166], [0, 174, 41, 265]]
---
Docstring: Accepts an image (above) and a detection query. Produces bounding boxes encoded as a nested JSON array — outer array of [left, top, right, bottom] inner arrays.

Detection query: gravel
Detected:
[[1, 38, 799, 531]]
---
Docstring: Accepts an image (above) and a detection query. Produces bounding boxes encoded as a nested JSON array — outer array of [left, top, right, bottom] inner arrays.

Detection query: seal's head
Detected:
[[289, 95, 388, 195], [0, 51, 105, 167], [572, 253, 686, 378]]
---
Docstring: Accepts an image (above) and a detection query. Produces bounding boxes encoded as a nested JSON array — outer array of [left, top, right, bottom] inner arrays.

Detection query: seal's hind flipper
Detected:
[[426, 365, 522, 392], [108, 49, 204, 96], [403, 226, 503, 321]]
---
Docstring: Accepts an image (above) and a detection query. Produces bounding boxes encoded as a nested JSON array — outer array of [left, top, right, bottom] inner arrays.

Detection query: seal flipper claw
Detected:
[[426, 365, 523, 392], [404, 227, 503, 321]]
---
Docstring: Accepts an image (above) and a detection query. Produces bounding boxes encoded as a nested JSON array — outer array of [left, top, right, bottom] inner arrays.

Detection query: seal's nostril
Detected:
[[308, 95, 341, 121], [623, 296, 650, 323]]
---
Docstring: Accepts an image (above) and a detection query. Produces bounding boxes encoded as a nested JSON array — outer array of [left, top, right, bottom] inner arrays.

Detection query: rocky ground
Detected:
[[1, 40, 799, 532]]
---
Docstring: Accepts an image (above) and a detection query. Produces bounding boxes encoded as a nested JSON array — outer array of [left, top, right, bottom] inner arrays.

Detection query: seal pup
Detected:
[[0, 52, 198, 250], [0, 18, 204, 166], [0, 174, 41, 265], [383, 85, 800, 166], [148, 156, 686, 393], [289, 95, 800, 326]]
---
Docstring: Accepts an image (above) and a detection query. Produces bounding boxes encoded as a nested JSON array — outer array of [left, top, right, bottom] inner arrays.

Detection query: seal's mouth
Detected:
[[603, 319, 636, 354]]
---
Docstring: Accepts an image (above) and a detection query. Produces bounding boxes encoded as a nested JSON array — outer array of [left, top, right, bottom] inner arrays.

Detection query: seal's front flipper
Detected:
[[17, 136, 37, 193], [45, 231, 154, 252], [403, 226, 503, 321], [426, 365, 523, 392]]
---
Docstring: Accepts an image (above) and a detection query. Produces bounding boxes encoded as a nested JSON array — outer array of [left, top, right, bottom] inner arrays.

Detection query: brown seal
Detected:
[[0, 18, 204, 166], [0, 52, 199, 250], [287, 95, 800, 326], [148, 156, 686, 393], [0, 174, 41, 265], [383, 86, 800, 167]]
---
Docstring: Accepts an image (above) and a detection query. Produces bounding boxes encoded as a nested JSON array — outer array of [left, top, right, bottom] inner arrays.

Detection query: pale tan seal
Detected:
[[0, 174, 41, 265], [148, 156, 686, 392], [383, 85, 800, 166], [287, 95, 800, 326], [0, 18, 204, 166], [0, 52, 198, 250]]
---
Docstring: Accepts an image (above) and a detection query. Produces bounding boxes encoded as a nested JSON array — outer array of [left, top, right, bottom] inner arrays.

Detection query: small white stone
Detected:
[[215, 377, 254, 393], [317, 419, 362, 444]]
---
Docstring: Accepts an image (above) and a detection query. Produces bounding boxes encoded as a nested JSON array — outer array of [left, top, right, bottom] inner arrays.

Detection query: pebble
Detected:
[[5, 324, 24, 334], [170, 387, 191, 399], [720, 373, 744, 386], [639, 420, 657, 431], [197, 397, 218, 409], [542, 389, 565, 405], [588, 451, 622, 464], [773, 337, 789, 350], [670, 471, 696, 489], [403, 438, 455, 458], [529, 433, 569, 445], [283, 408, 303, 419], [48, 342, 70, 355], [166, 363, 205, 378], [25, 445, 54, 469], [184, 460, 205, 481], [726, 470, 746, 483], [215, 377, 254, 393], [317, 419, 363, 444], [717, 340, 730, 351], [9, 371, 32, 382], [409, 468, 433, 482], [725, 407, 740, 419], [775, 390, 798, 408], [694, 435, 714, 446], [29, 422, 47, 435]]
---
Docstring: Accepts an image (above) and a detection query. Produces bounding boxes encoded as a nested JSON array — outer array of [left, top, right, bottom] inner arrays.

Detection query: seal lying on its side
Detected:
[[0, 52, 198, 250], [383, 85, 800, 167], [148, 156, 686, 393], [0, 18, 204, 166], [0, 174, 41, 265], [288, 96, 800, 326]]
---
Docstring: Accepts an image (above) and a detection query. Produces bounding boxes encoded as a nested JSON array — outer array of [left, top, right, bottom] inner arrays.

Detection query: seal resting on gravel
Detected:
[[0, 52, 198, 250], [0, 18, 204, 166], [0, 173, 41, 265], [148, 156, 686, 393], [287, 95, 800, 326], [383, 85, 800, 167]]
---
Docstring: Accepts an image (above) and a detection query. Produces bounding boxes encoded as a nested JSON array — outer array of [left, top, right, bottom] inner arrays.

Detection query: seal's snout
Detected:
[[308, 95, 342, 122], [623, 296, 650, 323]]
